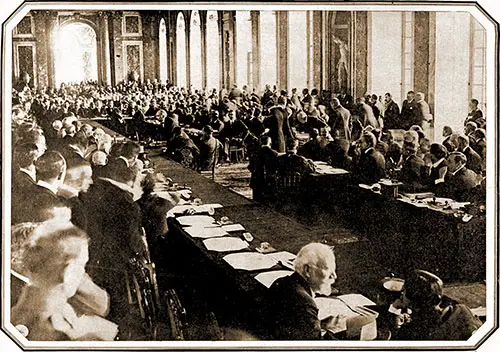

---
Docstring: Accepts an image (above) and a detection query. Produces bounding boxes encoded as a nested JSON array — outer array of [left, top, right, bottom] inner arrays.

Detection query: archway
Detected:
[[159, 18, 168, 83], [189, 10, 202, 89], [54, 22, 98, 87], [176, 12, 187, 87]]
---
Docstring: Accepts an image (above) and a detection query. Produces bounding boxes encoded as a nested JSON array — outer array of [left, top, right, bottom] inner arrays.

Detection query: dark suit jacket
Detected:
[[60, 146, 91, 170], [354, 148, 386, 184], [435, 167, 478, 202], [266, 272, 321, 340], [81, 178, 145, 272], [400, 154, 425, 188], [463, 146, 483, 174], [13, 184, 67, 224], [265, 107, 293, 153], [11, 170, 37, 224], [400, 99, 416, 130], [249, 145, 279, 190], [383, 100, 400, 130]]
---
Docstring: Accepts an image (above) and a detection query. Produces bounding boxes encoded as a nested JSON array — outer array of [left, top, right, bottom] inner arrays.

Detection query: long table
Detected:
[[300, 168, 486, 281], [149, 151, 388, 336]]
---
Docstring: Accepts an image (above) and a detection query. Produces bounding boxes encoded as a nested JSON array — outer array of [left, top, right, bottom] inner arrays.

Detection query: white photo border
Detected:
[[1, 1, 498, 351]]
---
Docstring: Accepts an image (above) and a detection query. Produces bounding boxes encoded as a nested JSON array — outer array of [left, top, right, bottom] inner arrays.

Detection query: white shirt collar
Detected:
[[118, 156, 130, 167], [36, 180, 59, 195], [68, 144, 84, 158], [99, 177, 134, 195], [19, 168, 36, 182], [450, 164, 466, 176], [432, 158, 445, 169], [364, 147, 374, 154]]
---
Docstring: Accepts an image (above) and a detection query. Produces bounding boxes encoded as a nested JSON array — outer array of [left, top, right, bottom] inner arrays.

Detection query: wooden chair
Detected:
[[126, 228, 188, 340]]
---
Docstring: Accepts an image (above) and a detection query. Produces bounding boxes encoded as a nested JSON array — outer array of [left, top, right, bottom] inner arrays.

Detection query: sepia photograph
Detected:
[[1, 0, 498, 350]]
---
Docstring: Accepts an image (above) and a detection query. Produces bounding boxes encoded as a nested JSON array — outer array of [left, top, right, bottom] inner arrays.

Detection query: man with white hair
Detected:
[[266, 242, 345, 340]]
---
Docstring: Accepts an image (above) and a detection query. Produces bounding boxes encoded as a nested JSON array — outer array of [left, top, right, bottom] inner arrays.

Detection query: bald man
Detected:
[[266, 243, 344, 340]]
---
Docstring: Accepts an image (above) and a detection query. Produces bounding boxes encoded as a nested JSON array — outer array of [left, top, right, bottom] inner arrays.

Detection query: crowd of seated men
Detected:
[[10, 97, 194, 340], [249, 89, 486, 206], [10, 78, 487, 341]]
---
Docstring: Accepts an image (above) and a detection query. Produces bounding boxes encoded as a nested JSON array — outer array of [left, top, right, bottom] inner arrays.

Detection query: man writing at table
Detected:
[[266, 243, 346, 340]]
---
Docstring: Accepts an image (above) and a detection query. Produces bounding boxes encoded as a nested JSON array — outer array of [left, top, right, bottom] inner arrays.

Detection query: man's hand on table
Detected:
[[321, 314, 347, 334]]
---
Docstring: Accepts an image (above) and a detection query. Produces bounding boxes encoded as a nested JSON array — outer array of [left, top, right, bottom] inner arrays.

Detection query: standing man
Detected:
[[382, 93, 400, 131], [329, 97, 352, 141], [265, 97, 294, 153], [400, 91, 416, 130]]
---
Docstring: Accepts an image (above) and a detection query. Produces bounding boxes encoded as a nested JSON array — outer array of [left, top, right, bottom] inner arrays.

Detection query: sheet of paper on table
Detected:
[[223, 252, 279, 271], [315, 294, 377, 321], [203, 237, 249, 252], [169, 204, 223, 216], [184, 226, 229, 239], [221, 223, 246, 232], [265, 251, 296, 264], [254, 270, 294, 288], [177, 215, 217, 226]]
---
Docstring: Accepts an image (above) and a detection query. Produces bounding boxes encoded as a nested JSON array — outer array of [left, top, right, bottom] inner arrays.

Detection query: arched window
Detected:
[[206, 11, 220, 91], [288, 11, 308, 92], [176, 12, 187, 87], [190, 10, 202, 89], [54, 22, 98, 86], [236, 11, 252, 89], [159, 18, 168, 83], [259, 11, 277, 90]]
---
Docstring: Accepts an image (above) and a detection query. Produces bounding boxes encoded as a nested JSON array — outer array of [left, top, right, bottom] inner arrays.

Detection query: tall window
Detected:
[[54, 22, 98, 86], [307, 11, 314, 89], [259, 11, 277, 90], [206, 11, 220, 91], [159, 18, 168, 83], [401, 12, 414, 102], [176, 13, 187, 87], [469, 16, 487, 111], [236, 11, 252, 89], [190, 10, 202, 89], [288, 11, 308, 92]]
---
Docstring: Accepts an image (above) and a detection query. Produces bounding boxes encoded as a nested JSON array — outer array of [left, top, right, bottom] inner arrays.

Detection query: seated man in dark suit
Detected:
[[81, 159, 147, 333], [248, 136, 279, 202], [277, 139, 315, 178], [197, 126, 223, 171], [435, 152, 479, 202], [327, 138, 352, 171], [12, 143, 39, 224], [13, 150, 68, 224], [399, 131, 425, 190], [59, 130, 90, 170], [266, 243, 344, 340], [352, 131, 386, 184], [457, 134, 482, 174], [394, 270, 482, 340], [422, 143, 448, 189]]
